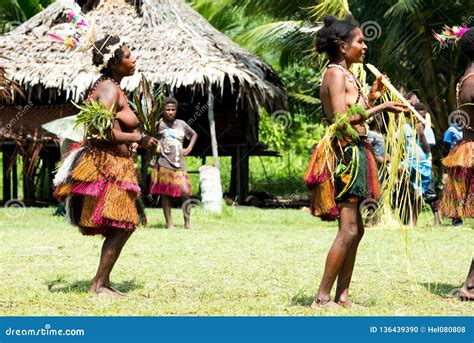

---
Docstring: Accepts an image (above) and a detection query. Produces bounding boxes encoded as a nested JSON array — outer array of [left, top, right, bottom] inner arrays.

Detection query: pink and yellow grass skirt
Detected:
[[54, 145, 146, 236], [440, 140, 474, 218], [149, 165, 192, 198]]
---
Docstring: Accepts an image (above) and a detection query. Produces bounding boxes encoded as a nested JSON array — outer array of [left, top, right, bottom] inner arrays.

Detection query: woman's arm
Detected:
[[183, 132, 198, 156], [89, 81, 142, 144]]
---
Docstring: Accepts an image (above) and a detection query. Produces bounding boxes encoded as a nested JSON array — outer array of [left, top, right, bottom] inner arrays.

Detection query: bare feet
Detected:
[[89, 286, 124, 298], [184, 224, 197, 230], [310, 297, 340, 309], [166, 224, 176, 229], [337, 299, 365, 309], [459, 285, 474, 301]]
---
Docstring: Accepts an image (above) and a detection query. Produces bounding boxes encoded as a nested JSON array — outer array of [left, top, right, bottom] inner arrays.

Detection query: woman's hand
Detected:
[[137, 134, 159, 150], [416, 122, 425, 136], [368, 75, 386, 104], [183, 147, 192, 156]]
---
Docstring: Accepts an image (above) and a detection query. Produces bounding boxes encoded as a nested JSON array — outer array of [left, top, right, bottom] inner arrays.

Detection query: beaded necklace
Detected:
[[86, 75, 122, 100]]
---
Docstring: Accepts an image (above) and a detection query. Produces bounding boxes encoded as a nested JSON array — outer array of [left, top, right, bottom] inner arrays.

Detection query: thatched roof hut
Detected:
[[0, 0, 285, 107], [0, 0, 287, 204]]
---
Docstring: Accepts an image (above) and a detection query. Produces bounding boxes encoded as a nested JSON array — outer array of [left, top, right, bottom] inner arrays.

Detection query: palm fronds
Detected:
[[129, 74, 164, 138], [73, 100, 114, 140]]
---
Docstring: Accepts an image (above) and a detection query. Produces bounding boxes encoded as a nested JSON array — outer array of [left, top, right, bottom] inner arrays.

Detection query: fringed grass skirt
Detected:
[[149, 165, 192, 198], [440, 140, 474, 218], [305, 139, 381, 221], [53, 145, 146, 236]]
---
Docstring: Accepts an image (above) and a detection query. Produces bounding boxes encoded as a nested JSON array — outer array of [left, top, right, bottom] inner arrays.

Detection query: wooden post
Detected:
[[207, 84, 219, 169], [12, 152, 17, 199], [2, 144, 11, 202]]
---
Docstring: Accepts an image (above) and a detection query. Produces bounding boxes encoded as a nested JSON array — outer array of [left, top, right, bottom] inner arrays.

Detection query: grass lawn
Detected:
[[0, 207, 472, 316]]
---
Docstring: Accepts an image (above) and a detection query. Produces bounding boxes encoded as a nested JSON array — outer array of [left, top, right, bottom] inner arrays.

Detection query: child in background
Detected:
[[150, 97, 198, 229], [443, 122, 464, 226], [401, 102, 440, 226]]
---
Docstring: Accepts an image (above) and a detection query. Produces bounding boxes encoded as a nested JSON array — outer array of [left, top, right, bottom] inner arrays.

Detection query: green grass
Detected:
[[0, 207, 472, 316]]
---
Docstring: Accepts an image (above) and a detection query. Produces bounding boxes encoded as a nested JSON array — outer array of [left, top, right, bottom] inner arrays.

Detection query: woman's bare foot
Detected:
[[91, 286, 125, 298], [166, 224, 176, 229], [184, 224, 197, 230], [337, 299, 365, 309], [310, 297, 340, 309]]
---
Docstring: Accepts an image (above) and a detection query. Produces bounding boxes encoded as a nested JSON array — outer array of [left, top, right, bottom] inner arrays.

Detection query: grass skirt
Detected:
[[150, 165, 192, 198], [440, 140, 474, 218], [53, 145, 146, 236], [305, 139, 381, 221]]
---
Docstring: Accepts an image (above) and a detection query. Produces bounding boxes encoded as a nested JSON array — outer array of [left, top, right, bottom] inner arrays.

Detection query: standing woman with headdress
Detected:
[[54, 35, 158, 296], [306, 15, 407, 308], [437, 26, 474, 301]]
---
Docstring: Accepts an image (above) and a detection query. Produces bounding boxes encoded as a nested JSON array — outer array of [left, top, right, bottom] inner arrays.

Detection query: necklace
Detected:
[[87, 75, 122, 100]]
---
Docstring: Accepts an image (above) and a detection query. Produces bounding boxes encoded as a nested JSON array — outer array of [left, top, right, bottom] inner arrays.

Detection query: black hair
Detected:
[[406, 91, 418, 100], [315, 15, 359, 60], [164, 97, 179, 108], [414, 102, 428, 112], [459, 27, 474, 59], [92, 35, 126, 74]]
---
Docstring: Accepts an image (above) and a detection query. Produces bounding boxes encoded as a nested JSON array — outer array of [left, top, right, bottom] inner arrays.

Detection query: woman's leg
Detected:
[[334, 203, 365, 307], [312, 202, 360, 308], [460, 258, 474, 301], [182, 194, 194, 229], [90, 228, 132, 296], [162, 195, 175, 229]]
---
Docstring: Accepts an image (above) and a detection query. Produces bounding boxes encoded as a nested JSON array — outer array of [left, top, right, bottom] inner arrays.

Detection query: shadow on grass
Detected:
[[146, 223, 169, 229], [290, 292, 314, 307], [47, 278, 143, 294], [421, 282, 461, 298]]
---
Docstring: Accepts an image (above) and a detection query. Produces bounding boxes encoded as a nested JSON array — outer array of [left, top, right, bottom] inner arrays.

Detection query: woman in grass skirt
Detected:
[[305, 15, 407, 308], [437, 26, 474, 300], [150, 97, 198, 229], [54, 35, 158, 296]]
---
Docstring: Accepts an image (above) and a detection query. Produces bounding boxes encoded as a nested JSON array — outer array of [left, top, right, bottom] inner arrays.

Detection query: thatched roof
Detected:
[[0, 55, 23, 102], [0, 0, 286, 109]]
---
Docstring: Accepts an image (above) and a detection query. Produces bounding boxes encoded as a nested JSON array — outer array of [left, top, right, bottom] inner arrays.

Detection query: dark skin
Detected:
[[160, 103, 198, 230], [457, 58, 474, 300], [312, 28, 407, 309], [87, 45, 158, 297]]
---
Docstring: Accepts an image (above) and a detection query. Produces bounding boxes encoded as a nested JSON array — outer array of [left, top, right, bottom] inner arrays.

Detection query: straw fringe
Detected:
[[0, 0, 286, 110], [440, 140, 474, 218]]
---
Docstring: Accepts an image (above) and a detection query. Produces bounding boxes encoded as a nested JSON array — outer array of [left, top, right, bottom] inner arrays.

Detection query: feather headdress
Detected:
[[433, 25, 469, 49]]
